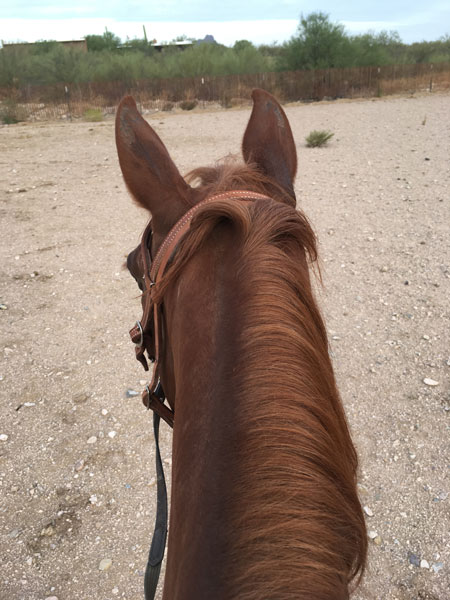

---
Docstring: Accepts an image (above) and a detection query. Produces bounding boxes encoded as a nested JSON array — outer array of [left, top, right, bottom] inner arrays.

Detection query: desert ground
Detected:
[[1, 92, 449, 600]]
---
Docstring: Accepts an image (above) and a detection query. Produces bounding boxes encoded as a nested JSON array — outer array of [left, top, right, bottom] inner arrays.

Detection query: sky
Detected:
[[1, 1, 449, 47]]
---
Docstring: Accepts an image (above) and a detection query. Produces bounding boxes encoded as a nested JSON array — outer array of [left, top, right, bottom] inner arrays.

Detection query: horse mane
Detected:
[[186, 160, 298, 208], [155, 163, 367, 598]]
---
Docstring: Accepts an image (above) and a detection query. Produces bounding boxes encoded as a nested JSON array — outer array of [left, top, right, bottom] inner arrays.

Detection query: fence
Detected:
[[1, 62, 449, 122]]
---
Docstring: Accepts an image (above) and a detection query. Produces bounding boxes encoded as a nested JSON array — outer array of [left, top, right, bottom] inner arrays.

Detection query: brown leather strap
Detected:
[[150, 191, 272, 282], [143, 387, 174, 428], [131, 191, 273, 426]]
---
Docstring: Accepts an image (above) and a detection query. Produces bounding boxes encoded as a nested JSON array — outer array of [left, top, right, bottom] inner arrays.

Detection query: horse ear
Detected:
[[115, 96, 194, 234], [242, 89, 297, 200]]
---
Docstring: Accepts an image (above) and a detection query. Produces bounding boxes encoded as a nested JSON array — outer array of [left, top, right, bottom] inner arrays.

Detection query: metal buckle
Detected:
[[134, 320, 144, 347]]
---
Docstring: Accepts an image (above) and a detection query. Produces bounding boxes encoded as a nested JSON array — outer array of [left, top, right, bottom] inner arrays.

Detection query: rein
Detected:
[[128, 190, 272, 600]]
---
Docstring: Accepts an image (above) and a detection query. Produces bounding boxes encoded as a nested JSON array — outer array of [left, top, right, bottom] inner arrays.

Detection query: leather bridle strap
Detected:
[[144, 409, 167, 600], [136, 190, 273, 424]]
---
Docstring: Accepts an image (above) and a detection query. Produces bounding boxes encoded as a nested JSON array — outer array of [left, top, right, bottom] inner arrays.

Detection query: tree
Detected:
[[233, 40, 255, 53], [85, 30, 121, 52], [280, 12, 351, 70]]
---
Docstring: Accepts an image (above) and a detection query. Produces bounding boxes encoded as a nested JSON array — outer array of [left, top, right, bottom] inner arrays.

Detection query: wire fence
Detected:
[[1, 62, 449, 122]]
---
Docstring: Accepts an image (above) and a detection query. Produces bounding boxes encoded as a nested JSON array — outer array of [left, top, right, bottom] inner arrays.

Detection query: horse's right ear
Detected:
[[242, 89, 297, 201], [115, 96, 194, 235]]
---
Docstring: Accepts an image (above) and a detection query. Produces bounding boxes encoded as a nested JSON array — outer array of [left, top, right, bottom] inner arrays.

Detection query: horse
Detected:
[[115, 88, 367, 600]]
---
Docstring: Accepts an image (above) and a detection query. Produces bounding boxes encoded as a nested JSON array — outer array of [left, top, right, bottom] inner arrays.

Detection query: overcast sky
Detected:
[[1, 1, 449, 46]]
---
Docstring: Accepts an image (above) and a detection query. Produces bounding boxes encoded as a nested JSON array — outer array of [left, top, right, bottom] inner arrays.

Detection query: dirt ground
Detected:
[[1, 92, 449, 600]]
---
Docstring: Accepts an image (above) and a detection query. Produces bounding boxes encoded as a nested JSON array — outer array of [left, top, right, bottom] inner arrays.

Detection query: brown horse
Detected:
[[116, 89, 367, 600]]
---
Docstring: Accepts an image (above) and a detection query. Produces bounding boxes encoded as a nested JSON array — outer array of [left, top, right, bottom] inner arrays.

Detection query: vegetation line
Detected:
[[1, 13, 449, 88]]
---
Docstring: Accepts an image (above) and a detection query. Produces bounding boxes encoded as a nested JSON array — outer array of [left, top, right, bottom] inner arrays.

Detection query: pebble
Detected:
[[423, 378, 439, 386], [99, 558, 112, 571], [368, 530, 378, 539], [431, 562, 443, 573], [45, 597, 59, 600], [373, 536, 382, 546], [8, 528, 20, 538], [0, 303, 7, 310], [420, 559, 430, 569], [101, 409, 108, 416], [74, 459, 85, 472], [108, 431, 117, 438], [41, 524, 55, 537], [408, 552, 421, 567], [139, 379, 147, 386], [126, 389, 139, 398], [0, 434, 8, 441], [87, 436, 97, 444], [363, 506, 374, 517], [112, 588, 119, 595]]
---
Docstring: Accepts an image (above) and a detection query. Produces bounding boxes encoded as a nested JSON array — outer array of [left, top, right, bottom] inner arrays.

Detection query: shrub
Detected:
[[0, 99, 26, 124], [83, 108, 103, 122], [162, 102, 174, 111], [305, 130, 334, 147], [179, 100, 197, 111]]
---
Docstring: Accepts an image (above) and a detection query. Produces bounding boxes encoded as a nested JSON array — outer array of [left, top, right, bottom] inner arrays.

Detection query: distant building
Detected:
[[151, 40, 193, 52], [151, 35, 218, 52], [1, 39, 88, 52]]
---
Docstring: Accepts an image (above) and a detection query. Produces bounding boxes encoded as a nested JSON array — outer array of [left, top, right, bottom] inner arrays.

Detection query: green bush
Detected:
[[0, 99, 25, 124], [305, 130, 334, 147], [179, 100, 197, 111], [83, 108, 103, 122]]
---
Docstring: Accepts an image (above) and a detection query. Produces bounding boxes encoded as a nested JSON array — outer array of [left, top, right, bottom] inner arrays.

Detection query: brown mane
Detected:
[[153, 164, 367, 599], [186, 161, 297, 208]]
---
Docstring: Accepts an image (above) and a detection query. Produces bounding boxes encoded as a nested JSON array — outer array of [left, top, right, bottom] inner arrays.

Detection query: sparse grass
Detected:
[[305, 130, 334, 148], [83, 108, 103, 122], [179, 100, 197, 111], [162, 102, 174, 111]]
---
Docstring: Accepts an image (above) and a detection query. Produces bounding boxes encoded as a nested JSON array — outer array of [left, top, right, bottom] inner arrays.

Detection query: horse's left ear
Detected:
[[115, 96, 195, 237], [242, 89, 297, 200]]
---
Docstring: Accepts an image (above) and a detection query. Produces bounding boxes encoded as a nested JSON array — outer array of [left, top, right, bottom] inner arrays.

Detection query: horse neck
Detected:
[[161, 224, 246, 599], [161, 222, 364, 600]]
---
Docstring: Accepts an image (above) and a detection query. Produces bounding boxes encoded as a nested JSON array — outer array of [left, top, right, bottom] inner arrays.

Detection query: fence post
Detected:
[[429, 63, 433, 92], [65, 85, 72, 121]]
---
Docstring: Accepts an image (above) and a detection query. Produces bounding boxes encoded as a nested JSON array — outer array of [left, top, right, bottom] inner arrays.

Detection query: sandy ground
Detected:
[[0, 93, 449, 600]]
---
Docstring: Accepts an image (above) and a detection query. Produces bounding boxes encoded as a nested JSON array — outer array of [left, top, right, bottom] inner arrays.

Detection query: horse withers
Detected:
[[115, 89, 367, 599]]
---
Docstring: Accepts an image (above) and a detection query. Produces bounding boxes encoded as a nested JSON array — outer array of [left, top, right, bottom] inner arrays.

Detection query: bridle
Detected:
[[129, 190, 273, 425], [127, 190, 273, 600]]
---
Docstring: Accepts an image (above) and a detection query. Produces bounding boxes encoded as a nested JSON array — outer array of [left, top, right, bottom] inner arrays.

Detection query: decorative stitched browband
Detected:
[[129, 190, 273, 428]]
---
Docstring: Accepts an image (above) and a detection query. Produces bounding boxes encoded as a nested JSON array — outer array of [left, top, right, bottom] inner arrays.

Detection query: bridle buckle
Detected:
[[134, 320, 144, 347]]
